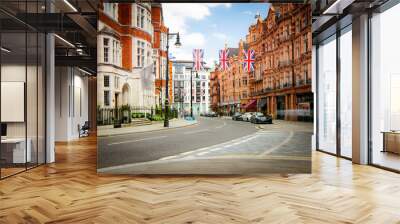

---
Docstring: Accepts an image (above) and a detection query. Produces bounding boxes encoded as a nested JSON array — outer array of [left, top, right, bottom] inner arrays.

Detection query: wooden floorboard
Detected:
[[1, 135, 400, 223]]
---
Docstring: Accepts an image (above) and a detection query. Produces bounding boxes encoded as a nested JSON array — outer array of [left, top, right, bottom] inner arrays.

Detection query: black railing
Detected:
[[296, 79, 305, 86], [97, 106, 178, 126], [278, 60, 292, 68]]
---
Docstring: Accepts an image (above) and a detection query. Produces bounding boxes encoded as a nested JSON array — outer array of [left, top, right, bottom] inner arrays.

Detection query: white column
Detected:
[[46, 33, 55, 163], [312, 45, 317, 151], [352, 14, 369, 164]]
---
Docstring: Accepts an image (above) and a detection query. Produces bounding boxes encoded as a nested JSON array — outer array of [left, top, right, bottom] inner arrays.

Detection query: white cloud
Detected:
[[212, 32, 228, 41], [169, 32, 205, 62], [163, 3, 231, 64], [163, 3, 232, 34], [183, 32, 205, 47], [207, 3, 232, 8], [163, 4, 212, 34], [243, 10, 253, 15]]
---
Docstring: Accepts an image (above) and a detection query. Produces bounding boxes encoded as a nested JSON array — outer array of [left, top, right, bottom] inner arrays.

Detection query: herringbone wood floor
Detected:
[[1, 135, 400, 224]]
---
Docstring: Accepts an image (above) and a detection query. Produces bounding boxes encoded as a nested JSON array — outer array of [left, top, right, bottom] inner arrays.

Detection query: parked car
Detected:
[[250, 112, 272, 124], [208, 111, 218, 117], [232, 112, 243, 121], [241, 112, 254, 122]]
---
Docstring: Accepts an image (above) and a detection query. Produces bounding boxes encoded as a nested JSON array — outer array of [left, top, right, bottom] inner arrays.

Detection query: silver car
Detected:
[[241, 112, 254, 122]]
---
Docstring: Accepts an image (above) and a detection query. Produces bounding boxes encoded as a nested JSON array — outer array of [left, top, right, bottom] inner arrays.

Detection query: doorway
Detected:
[[276, 95, 285, 120]]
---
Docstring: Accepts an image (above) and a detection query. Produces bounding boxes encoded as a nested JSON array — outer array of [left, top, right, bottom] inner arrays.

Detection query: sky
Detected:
[[162, 3, 270, 68]]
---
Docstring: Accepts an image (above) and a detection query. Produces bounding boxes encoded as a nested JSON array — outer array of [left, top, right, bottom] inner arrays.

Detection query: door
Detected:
[[276, 96, 285, 120]]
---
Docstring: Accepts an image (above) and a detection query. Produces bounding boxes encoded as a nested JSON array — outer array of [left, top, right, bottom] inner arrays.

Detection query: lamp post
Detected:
[[164, 31, 181, 127], [189, 67, 198, 118]]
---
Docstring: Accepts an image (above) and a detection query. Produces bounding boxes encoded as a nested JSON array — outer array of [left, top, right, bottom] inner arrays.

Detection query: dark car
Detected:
[[250, 112, 272, 124], [232, 112, 243, 121]]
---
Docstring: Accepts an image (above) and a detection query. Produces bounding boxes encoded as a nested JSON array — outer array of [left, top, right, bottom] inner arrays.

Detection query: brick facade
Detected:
[[210, 4, 313, 121]]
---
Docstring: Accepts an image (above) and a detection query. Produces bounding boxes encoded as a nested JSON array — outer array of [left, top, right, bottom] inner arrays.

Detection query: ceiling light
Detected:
[[63, 0, 78, 12], [1, 47, 11, 53], [322, 0, 354, 15], [54, 34, 75, 48], [78, 67, 93, 76]]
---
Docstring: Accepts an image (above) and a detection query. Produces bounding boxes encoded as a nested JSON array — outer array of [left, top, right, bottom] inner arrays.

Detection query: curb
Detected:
[[98, 120, 199, 137]]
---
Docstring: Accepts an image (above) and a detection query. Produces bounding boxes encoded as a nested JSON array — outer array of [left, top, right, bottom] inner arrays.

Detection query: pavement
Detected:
[[97, 119, 198, 137], [97, 117, 313, 174]]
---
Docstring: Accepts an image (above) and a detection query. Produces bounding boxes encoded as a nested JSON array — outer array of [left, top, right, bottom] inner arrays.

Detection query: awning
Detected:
[[243, 99, 257, 109]]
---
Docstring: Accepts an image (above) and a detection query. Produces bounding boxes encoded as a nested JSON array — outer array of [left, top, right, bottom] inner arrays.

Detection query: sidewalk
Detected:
[[98, 119, 198, 137], [257, 120, 313, 132]]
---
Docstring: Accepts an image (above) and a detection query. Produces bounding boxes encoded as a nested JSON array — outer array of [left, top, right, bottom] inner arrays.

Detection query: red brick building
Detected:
[[97, 2, 168, 109], [151, 4, 168, 107], [210, 4, 312, 121]]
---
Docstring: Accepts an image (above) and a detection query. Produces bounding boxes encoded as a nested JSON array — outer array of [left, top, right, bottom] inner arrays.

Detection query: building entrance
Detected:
[[276, 96, 285, 120]]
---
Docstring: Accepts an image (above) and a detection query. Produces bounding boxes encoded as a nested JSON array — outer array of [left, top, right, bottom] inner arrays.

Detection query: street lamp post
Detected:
[[164, 31, 181, 127], [190, 68, 193, 118], [189, 67, 198, 118]]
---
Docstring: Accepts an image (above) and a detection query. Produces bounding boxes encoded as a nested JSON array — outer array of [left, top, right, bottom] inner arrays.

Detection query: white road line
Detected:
[[183, 129, 209, 135], [108, 136, 167, 146], [156, 132, 260, 161], [215, 122, 227, 129], [259, 131, 294, 156], [159, 155, 178, 160], [209, 147, 221, 152], [197, 151, 209, 156]]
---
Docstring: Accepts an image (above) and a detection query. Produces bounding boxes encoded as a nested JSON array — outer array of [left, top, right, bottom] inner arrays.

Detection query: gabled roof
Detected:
[[243, 43, 249, 50], [99, 26, 120, 39], [227, 48, 239, 57]]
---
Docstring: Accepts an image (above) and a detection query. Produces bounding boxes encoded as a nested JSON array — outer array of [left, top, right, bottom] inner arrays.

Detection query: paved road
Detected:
[[98, 117, 258, 168], [98, 118, 313, 174]]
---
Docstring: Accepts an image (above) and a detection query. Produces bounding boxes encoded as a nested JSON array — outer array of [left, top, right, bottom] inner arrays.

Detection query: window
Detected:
[[113, 40, 121, 66], [175, 65, 184, 74], [137, 40, 145, 67], [303, 34, 308, 53], [113, 40, 117, 64], [104, 75, 110, 87], [317, 35, 337, 154], [103, 38, 109, 63], [339, 27, 352, 158], [104, 3, 118, 20], [104, 91, 110, 106], [153, 59, 157, 74], [114, 76, 119, 89], [303, 65, 308, 81], [137, 6, 145, 29], [370, 5, 400, 171], [147, 43, 151, 65]]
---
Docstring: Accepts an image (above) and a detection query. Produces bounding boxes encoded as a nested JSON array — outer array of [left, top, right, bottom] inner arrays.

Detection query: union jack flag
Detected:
[[193, 49, 204, 71], [242, 49, 255, 72], [219, 49, 229, 71]]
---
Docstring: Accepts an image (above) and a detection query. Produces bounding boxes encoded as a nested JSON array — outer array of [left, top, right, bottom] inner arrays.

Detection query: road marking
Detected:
[[159, 155, 178, 160], [197, 151, 209, 156], [157, 132, 259, 160], [209, 147, 221, 152], [259, 131, 294, 156], [108, 135, 167, 146], [183, 129, 209, 135], [215, 122, 227, 129]]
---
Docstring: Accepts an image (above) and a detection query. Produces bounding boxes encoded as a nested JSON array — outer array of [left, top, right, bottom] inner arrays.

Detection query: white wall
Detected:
[[55, 67, 89, 141]]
